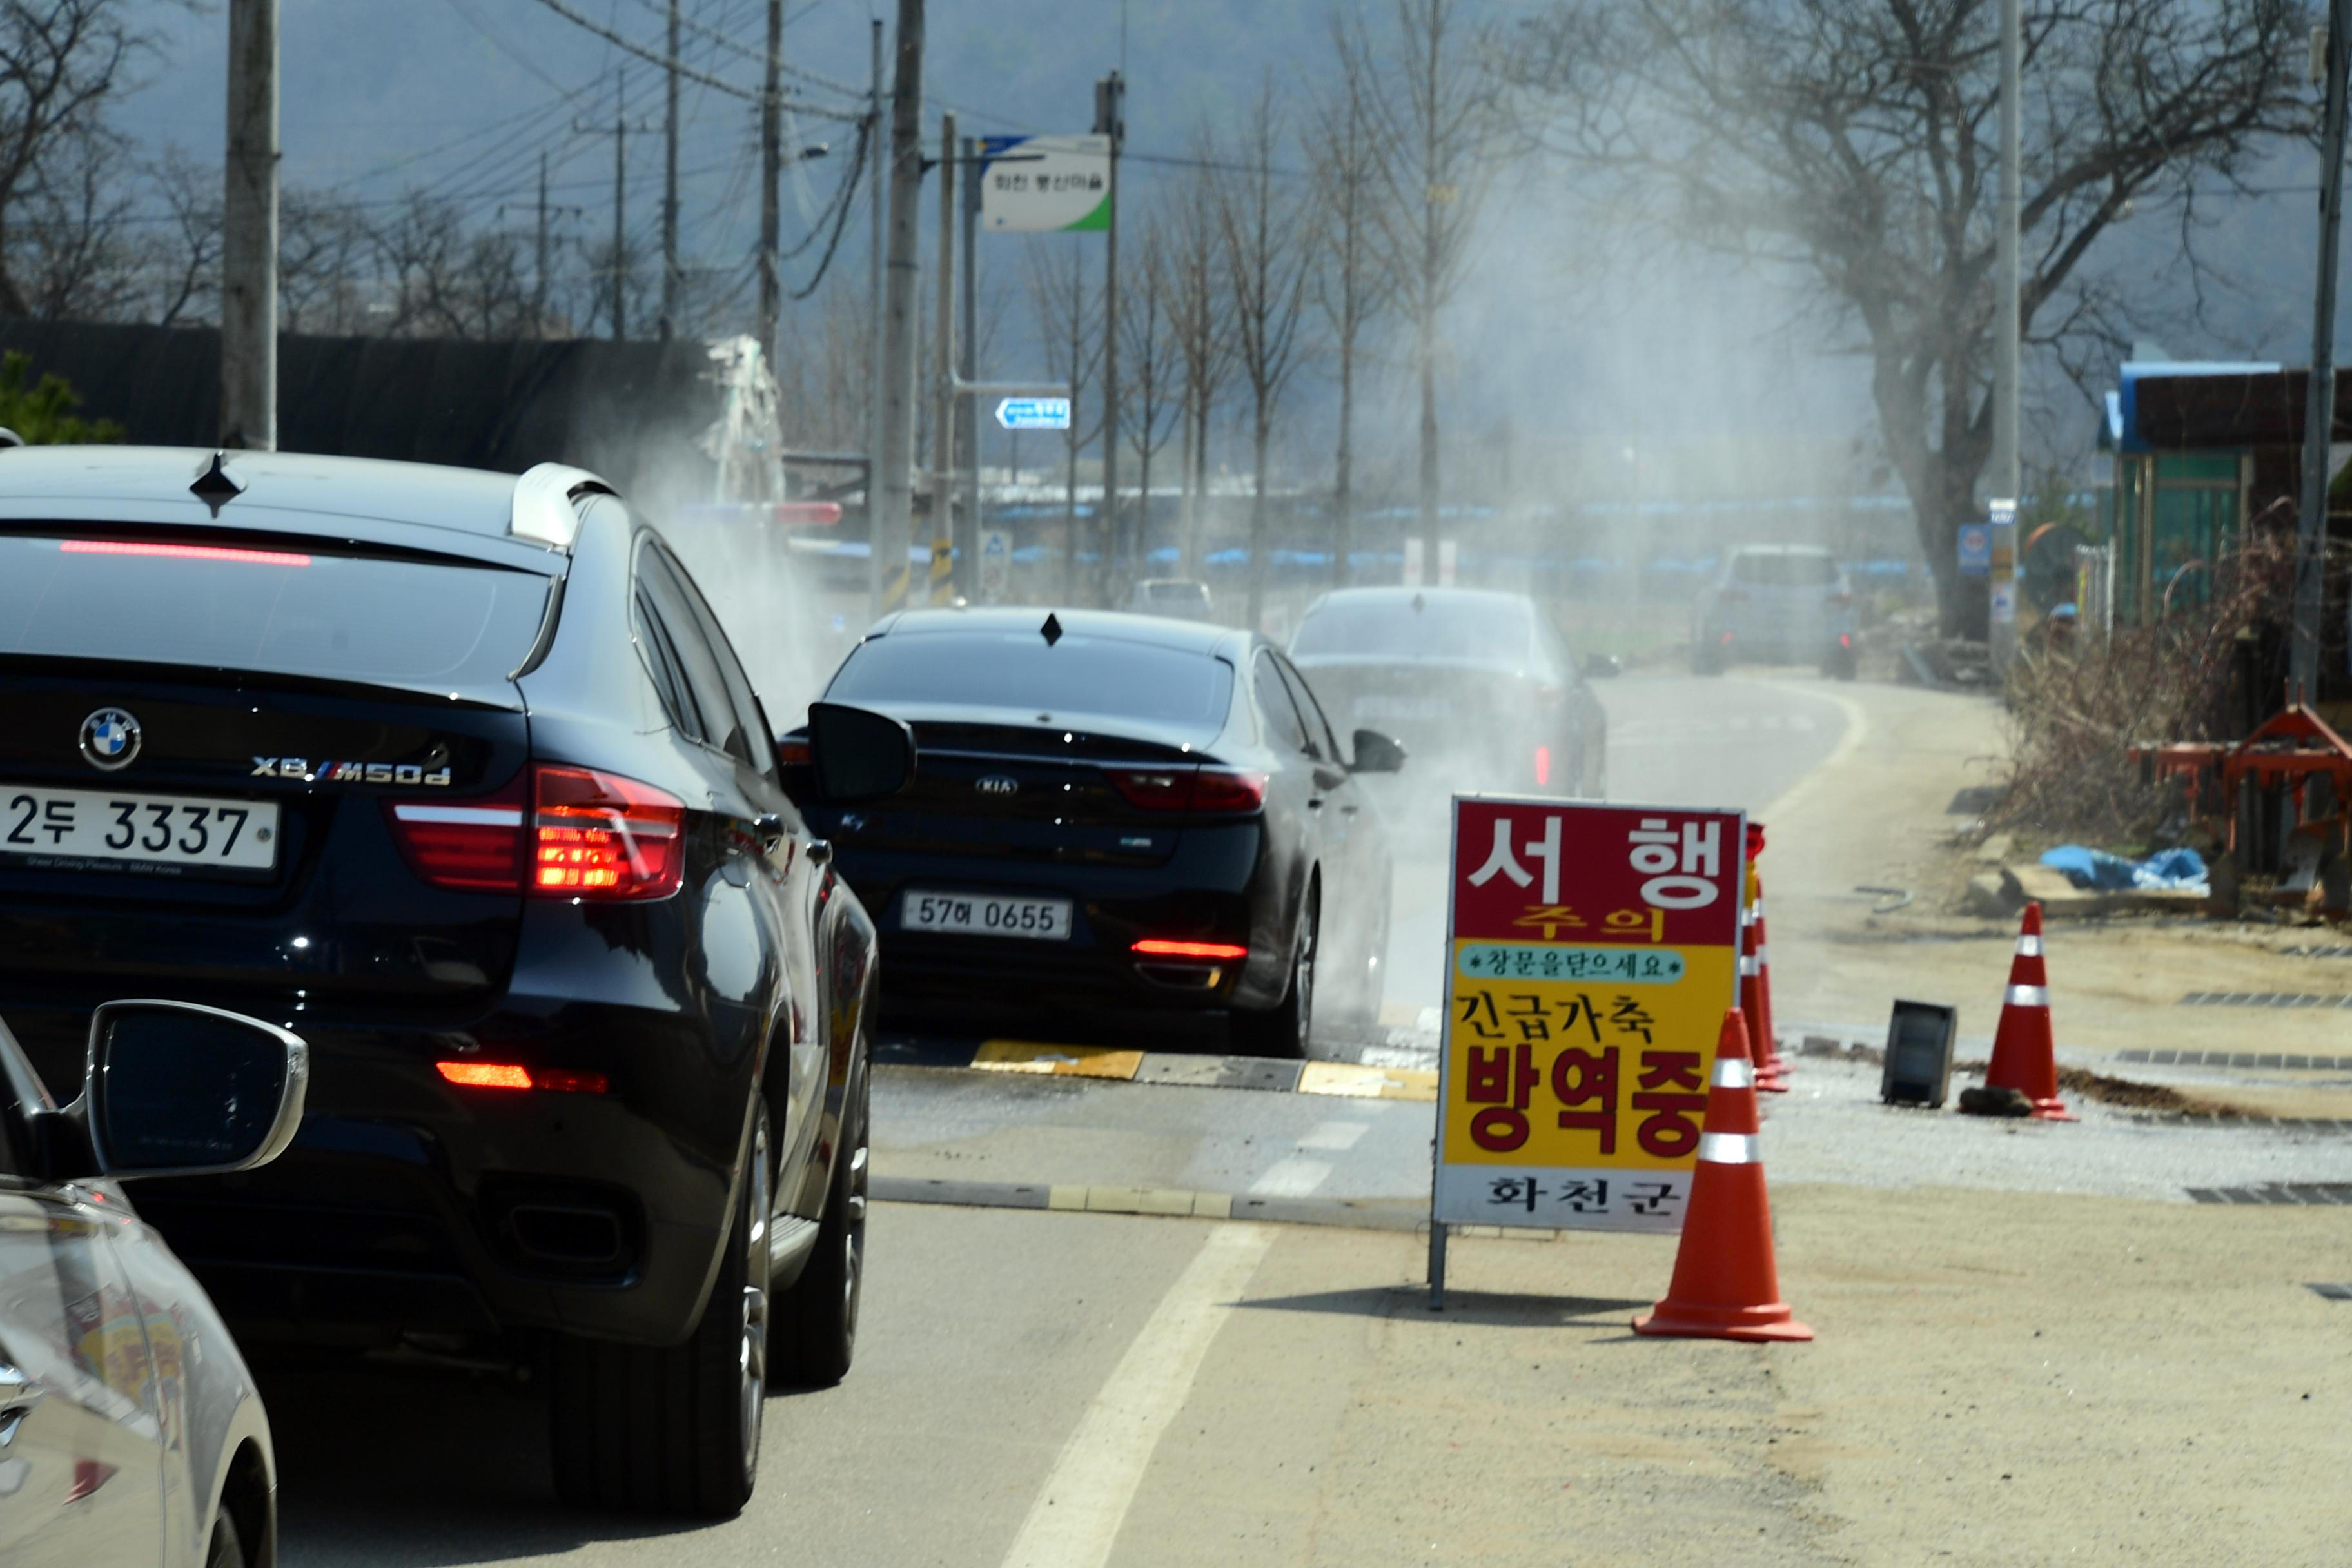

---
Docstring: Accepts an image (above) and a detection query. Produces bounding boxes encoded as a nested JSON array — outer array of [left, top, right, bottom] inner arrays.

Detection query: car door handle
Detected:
[[755, 812, 789, 850], [805, 838, 833, 866], [1307, 797, 1324, 810]]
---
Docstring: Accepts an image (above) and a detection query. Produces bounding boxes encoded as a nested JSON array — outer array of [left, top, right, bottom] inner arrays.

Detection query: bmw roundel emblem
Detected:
[[79, 707, 141, 771]]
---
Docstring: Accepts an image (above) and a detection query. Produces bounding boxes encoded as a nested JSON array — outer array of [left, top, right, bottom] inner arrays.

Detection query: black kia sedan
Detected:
[[0, 446, 911, 1518], [789, 609, 1402, 1054]]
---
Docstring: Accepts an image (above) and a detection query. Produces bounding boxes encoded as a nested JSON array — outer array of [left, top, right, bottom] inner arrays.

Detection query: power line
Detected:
[[525, 0, 861, 118], [622, 0, 868, 101]]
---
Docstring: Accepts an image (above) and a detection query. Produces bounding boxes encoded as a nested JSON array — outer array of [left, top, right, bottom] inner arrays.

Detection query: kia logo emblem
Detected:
[[975, 775, 1019, 796]]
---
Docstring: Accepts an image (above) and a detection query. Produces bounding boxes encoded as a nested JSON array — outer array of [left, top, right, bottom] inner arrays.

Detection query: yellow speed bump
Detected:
[[1297, 1061, 1439, 1101], [972, 1041, 1146, 1080]]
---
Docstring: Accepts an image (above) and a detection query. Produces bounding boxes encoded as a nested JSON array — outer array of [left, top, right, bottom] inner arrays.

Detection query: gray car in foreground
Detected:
[[0, 1001, 308, 1567]]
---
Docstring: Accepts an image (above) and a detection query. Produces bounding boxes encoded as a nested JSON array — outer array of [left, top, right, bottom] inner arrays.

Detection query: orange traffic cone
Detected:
[[1741, 856, 1788, 1094], [1633, 1010, 1814, 1343], [1751, 872, 1790, 1088], [1982, 902, 2075, 1121]]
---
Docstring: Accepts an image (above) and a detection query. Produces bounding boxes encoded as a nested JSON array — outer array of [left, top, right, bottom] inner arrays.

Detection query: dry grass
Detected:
[[1988, 525, 2299, 845]]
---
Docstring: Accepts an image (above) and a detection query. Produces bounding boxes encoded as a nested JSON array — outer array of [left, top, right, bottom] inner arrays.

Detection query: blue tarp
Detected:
[[2038, 845, 2209, 895]]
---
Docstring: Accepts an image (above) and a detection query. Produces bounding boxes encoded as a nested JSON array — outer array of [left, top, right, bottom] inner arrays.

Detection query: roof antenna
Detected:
[[1411, 592, 1425, 613], [190, 451, 243, 517], [1040, 612, 1063, 647]]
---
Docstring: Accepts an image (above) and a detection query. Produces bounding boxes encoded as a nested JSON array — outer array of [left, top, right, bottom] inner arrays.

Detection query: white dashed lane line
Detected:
[[1249, 1156, 1334, 1197]]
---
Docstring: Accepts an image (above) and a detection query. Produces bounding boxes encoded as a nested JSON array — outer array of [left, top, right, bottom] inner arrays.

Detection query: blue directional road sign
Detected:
[[996, 397, 1072, 431]]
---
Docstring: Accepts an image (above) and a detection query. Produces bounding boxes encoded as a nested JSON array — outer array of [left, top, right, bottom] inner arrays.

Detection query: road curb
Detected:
[[872, 1174, 1458, 1233]]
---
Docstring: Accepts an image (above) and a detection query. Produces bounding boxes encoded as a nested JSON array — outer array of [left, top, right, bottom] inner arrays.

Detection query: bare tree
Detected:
[[1213, 83, 1316, 631], [0, 0, 150, 315], [1024, 236, 1102, 601], [1366, 0, 1500, 569], [1309, 11, 1398, 586], [146, 148, 219, 326], [364, 192, 538, 340], [1508, 0, 2309, 632], [10, 121, 137, 318], [1165, 145, 1235, 581], [1119, 226, 1181, 588]]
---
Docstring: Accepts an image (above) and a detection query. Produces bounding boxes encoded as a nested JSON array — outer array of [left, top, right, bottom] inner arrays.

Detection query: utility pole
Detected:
[[863, 20, 887, 616], [2296, 0, 2352, 703], [1095, 70, 1125, 600], [574, 90, 653, 340], [959, 132, 982, 603], [221, 0, 278, 450], [534, 150, 551, 335], [872, 0, 926, 618], [660, 0, 681, 340], [758, 0, 783, 363], [930, 112, 957, 605], [1990, 0, 2022, 667]]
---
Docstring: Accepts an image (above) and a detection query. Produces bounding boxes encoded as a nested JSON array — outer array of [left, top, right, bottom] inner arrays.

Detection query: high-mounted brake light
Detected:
[[387, 764, 685, 899], [1132, 939, 1250, 961], [1534, 745, 1551, 787], [62, 538, 311, 567], [436, 1061, 609, 1093]]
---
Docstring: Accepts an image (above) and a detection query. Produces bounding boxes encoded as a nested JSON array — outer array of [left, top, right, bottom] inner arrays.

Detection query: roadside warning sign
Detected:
[[1433, 797, 1745, 1236]]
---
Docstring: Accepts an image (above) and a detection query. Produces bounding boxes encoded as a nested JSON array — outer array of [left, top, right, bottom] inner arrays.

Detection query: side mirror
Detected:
[[1585, 653, 1622, 679], [1350, 728, 1408, 775], [81, 1001, 309, 1179], [807, 701, 917, 803]]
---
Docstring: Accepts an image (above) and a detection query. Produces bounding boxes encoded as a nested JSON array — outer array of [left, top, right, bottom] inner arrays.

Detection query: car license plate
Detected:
[[901, 889, 1072, 941], [1, 784, 280, 874], [1357, 695, 1444, 721]]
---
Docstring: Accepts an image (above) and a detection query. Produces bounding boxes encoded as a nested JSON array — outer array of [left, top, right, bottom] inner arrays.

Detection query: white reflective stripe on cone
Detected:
[[1754, 945, 1769, 966], [2005, 983, 2049, 1008], [2016, 936, 2043, 957], [1698, 1132, 1758, 1164], [1753, 899, 1766, 919], [1738, 956, 1758, 976], [1713, 1057, 1754, 1090]]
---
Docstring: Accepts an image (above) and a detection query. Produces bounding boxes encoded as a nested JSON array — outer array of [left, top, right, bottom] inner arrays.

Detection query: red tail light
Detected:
[[532, 765, 686, 899], [389, 765, 685, 900], [436, 1061, 609, 1093], [1534, 745, 1551, 787], [1839, 632, 1853, 647], [1107, 766, 1269, 814], [1132, 939, 1250, 961], [1189, 769, 1268, 813], [387, 778, 527, 891], [1719, 631, 1735, 644]]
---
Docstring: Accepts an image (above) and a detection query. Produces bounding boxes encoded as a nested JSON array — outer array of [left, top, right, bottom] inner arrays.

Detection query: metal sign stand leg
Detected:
[[1427, 1221, 1447, 1311]]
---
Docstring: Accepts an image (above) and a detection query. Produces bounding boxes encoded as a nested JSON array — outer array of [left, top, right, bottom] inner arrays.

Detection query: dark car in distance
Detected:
[[1288, 587, 1610, 801], [789, 609, 1404, 1054], [0, 446, 914, 1518]]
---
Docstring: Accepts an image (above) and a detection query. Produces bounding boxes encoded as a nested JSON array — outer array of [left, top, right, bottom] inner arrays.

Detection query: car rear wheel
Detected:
[[1823, 643, 1857, 680], [549, 1100, 770, 1517], [1233, 893, 1316, 1059], [772, 1061, 868, 1387]]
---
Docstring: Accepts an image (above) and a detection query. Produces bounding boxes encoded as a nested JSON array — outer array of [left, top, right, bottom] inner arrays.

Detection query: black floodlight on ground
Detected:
[[1881, 1001, 1958, 1108]]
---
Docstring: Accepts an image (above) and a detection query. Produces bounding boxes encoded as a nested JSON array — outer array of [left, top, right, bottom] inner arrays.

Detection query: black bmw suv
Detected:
[[0, 446, 910, 1516]]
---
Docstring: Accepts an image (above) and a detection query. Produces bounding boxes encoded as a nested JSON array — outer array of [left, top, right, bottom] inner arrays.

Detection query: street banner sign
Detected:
[[979, 135, 1112, 232], [996, 397, 1071, 431], [979, 527, 1012, 603], [1433, 797, 1746, 1235], [1957, 523, 1991, 577]]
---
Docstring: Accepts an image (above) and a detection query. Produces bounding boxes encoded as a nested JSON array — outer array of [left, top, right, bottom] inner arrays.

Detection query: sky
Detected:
[[101, 1, 2346, 518]]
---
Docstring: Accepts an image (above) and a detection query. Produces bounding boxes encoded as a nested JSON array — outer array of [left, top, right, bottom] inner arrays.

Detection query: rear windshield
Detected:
[[1291, 598, 1534, 665], [0, 535, 549, 692], [1732, 551, 1839, 587], [826, 629, 1233, 732]]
